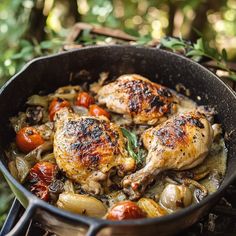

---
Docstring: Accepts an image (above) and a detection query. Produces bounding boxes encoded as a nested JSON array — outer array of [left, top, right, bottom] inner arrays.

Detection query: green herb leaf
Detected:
[[121, 127, 144, 165], [186, 49, 205, 57], [127, 140, 138, 159], [160, 37, 186, 51], [121, 127, 138, 148], [193, 38, 204, 51]]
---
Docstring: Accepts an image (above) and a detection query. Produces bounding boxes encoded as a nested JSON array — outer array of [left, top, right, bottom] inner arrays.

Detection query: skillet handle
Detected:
[[86, 223, 107, 236], [3, 199, 36, 236], [1, 198, 106, 236], [0, 198, 22, 236]]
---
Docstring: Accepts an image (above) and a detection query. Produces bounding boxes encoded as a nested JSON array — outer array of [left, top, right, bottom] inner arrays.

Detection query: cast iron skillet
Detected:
[[0, 46, 236, 236]]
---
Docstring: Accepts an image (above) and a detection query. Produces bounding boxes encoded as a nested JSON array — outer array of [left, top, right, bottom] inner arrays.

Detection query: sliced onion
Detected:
[[57, 192, 107, 218], [27, 95, 48, 108]]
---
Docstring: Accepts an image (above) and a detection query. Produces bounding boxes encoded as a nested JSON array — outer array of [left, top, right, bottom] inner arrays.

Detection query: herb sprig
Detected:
[[121, 127, 145, 166], [160, 36, 236, 82]]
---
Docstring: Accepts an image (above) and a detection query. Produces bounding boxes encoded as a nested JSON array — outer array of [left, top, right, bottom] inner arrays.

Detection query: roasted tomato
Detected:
[[16, 127, 44, 153], [29, 162, 57, 185], [75, 92, 95, 108], [49, 98, 70, 121], [31, 181, 49, 201], [89, 105, 110, 119], [106, 201, 146, 220]]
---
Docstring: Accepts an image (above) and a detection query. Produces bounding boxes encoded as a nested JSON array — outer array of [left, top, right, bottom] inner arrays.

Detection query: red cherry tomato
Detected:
[[75, 92, 95, 108], [89, 105, 110, 119], [49, 98, 70, 121], [107, 201, 146, 220], [16, 127, 44, 153], [31, 181, 49, 201], [29, 162, 57, 185]]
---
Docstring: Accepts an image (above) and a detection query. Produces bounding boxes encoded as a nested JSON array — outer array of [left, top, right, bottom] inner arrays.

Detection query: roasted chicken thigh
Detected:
[[54, 108, 135, 194], [8, 74, 227, 220], [123, 111, 214, 199], [97, 74, 178, 125]]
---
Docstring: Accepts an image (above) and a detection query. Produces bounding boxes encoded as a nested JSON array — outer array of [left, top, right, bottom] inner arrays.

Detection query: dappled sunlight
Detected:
[[1, 0, 236, 85]]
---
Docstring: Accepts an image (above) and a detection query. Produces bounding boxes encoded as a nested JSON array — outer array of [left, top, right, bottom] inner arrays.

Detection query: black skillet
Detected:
[[0, 46, 235, 236]]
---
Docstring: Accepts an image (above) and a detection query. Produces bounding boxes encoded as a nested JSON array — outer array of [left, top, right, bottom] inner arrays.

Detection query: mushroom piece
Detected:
[[166, 171, 209, 203], [168, 167, 210, 182], [183, 178, 208, 202], [26, 106, 44, 125]]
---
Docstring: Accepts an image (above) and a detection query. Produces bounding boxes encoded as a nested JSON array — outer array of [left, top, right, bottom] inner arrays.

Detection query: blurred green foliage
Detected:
[[1, 0, 236, 85], [0, 0, 29, 85], [0, 0, 67, 86], [161, 36, 236, 81], [0, 173, 14, 228], [0, 0, 236, 229]]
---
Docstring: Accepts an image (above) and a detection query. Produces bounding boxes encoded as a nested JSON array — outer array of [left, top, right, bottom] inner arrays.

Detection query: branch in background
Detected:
[[66, 23, 137, 44]]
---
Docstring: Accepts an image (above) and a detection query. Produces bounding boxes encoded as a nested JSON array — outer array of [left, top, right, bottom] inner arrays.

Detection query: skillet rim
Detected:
[[0, 45, 235, 226]]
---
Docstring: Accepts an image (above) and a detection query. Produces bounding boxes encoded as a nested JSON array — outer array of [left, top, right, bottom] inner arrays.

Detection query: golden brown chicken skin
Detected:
[[97, 74, 178, 125], [54, 108, 135, 194], [123, 111, 214, 199]]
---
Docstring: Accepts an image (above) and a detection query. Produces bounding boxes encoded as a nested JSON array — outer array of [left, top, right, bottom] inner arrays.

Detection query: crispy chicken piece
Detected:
[[54, 108, 135, 194], [123, 111, 214, 199], [97, 74, 178, 125]]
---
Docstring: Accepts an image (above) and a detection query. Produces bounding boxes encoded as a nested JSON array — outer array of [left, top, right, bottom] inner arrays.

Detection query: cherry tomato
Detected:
[[31, 181, 49, 201], [106, 201, 146, 220], [75, 92, 95, 108], [29, 162, 57, 185], [89, 105, 110, 119], [49, 98, 70, 121], [16, 127, 44, 153]]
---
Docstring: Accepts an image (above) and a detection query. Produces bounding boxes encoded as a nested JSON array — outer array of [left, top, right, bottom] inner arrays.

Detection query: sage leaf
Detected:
[[121, 127, 144, 165]]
